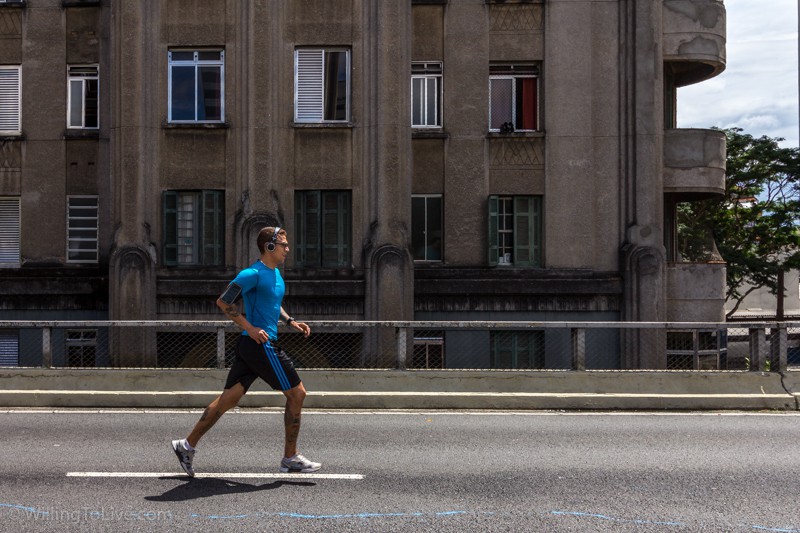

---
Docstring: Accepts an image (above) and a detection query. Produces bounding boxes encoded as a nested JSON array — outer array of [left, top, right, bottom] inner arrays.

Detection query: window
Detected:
[[491, 330, 544, 369], [0, 66, 20, 134], [294, 190, 351, 268], [168, 50, 224, 123], [295, 48, 350, 123], [411, 62, 442, 128], [67, 65, 98, 129], [666, 330, 726, 370], [162, 190, 224, 266], [488, 195, 542, 267], [66, 329, 97, 367], [489, 64, 538, 132], [412, 195, 442, 261], [0, 331, 18, 367], [67, 196, 98, 263], [412, 331, 444, 369], [0, 197, 20, 267]]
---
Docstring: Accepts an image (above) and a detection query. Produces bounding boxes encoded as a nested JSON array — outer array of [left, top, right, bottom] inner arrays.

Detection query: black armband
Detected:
[[219, 282, 243, 305], [285, 317, 296, 326]]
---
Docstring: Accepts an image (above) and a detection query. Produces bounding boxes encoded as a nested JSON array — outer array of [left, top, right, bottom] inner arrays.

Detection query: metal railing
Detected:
[[1, 321, 799, 372]]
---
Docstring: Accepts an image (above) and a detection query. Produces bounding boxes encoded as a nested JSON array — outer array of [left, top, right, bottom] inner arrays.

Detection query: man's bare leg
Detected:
[[283, 382, 307, 458], [187, 382, 246, 448]]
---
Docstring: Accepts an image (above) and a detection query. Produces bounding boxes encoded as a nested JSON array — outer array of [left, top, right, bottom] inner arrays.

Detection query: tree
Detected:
[[677, 128, 800, 318]]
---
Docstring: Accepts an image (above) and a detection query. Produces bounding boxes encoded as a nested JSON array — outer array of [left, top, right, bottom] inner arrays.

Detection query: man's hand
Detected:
[[291, 321, 311, 338], [246, 326, 269, 344]]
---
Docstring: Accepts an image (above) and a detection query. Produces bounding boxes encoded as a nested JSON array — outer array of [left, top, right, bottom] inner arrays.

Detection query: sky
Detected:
[[677, 0, 799, 148]]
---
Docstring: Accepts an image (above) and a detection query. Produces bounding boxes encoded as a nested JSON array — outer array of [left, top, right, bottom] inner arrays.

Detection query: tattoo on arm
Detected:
[[223, 305, 241, 318]]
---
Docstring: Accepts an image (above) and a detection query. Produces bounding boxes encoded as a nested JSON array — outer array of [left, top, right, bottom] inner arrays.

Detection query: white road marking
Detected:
[[2, 409, 800, 416], [66, 472, 364, 480]]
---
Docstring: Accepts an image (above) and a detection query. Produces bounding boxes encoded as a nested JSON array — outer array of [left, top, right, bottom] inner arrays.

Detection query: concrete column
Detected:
[[108, 3, 158, 364], [362, 2, 414, 327], [619, 0, 667, 368]]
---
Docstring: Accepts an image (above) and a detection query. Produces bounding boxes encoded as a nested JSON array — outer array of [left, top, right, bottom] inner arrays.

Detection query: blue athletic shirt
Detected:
[[230, 260, 285, 341]]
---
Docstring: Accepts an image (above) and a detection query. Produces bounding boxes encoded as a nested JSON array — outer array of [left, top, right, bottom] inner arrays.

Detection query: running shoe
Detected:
[[280, 453, 321, 473], [171, 439, 195, 477]]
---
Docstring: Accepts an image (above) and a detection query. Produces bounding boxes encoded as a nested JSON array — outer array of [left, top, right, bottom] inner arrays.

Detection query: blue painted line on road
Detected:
[[549, 510, 684, 527], [189, 510, 482, 521], [0, 503, 48, 516], [3, 502, 798, 531], [749, 526, 800, 533]]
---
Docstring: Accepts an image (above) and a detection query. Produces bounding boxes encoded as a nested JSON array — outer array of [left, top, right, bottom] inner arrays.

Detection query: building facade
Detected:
[[0, 0, 727, 369]]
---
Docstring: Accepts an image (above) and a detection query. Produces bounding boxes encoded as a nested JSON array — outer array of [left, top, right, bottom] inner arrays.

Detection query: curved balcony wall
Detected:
[[663, 0, 726, 86], [667, 262, 726, 322], [664, 128, 725, 200]]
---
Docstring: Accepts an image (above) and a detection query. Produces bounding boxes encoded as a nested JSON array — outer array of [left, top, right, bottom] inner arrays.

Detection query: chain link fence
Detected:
[[2, 321, 799, 372]]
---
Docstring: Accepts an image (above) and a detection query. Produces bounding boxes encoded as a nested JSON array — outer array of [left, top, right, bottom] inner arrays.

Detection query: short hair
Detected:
[[257, 226, 287, 254]]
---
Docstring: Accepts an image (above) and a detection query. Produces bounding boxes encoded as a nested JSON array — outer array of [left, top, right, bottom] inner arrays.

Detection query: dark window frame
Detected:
[[488, 195, 542, 267], [294, 190, 352, 268], [162, 190, 224, 267]]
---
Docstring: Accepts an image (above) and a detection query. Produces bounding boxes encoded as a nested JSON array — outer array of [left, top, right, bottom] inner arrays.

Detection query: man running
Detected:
[[171, 226, 321, 476]]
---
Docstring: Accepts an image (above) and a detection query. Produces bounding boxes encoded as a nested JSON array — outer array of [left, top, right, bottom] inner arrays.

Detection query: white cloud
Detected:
[[677, 0, 799, 148]]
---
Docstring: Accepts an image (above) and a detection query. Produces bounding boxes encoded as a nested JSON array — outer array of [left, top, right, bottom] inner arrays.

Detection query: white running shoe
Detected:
[[280, 453, 321, 473], [171, 439, 195, 477]]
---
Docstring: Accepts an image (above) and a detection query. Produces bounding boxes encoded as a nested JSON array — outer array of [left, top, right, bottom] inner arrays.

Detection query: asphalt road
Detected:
[[0, 409, 798, 532]]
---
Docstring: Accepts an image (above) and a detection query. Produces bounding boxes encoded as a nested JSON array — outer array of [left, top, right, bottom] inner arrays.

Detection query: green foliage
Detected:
[[679, 128, 800, 317]]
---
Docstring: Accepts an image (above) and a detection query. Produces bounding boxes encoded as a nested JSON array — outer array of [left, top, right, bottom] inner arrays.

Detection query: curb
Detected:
[[1, 368, 798, 411], [0, 389, 795, 411]]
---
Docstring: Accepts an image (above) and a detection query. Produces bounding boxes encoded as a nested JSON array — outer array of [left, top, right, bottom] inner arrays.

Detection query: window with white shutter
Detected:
[[67, 196, 99, 263], [0, 67, 21, 134], [294, 48, 350, 123], [0, 331, 18, 367], [0, 197, 20, 266]]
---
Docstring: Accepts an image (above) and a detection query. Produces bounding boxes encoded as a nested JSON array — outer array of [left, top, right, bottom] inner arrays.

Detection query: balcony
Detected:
[[667, 262, 726, 322], [663, 0, 726, 86], [664, 128, 725, 200]]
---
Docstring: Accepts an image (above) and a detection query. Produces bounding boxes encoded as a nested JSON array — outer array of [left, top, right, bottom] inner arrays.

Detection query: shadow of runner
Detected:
[[145, 477, 315, 502]]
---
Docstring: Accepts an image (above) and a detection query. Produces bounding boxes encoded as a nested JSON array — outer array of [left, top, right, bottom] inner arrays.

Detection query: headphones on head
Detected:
[[266, 226, 281, 252]]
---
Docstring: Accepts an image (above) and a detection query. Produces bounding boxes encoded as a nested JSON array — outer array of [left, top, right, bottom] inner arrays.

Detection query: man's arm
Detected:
[[216, 283, 266, 342], [280, 306, 311, 338]]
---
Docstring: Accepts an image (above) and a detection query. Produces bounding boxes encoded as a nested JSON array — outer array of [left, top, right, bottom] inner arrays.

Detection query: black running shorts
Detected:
[[224, 335, 301, 392]]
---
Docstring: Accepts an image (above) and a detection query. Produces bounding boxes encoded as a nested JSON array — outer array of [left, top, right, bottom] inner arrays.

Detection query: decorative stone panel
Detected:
[[489, 137, 544, 169], [489, 4, 542, 32]]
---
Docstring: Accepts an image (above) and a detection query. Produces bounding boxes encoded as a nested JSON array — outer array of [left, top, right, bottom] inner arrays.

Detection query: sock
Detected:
[[183, 439, 195, 452]]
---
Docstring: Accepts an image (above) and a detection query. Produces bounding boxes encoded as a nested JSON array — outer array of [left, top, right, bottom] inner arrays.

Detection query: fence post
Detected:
[[748, 328, 767, 372], [571, 328, 586, 371], [396, 327, 408, 370], [42, 327, 52, 368], [216, 327, 226, 369], [770, 324, 787, 372]]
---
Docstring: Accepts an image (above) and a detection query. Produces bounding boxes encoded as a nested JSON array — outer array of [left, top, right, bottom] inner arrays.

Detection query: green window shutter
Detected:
[[202, 190, 223, 266], [163, 191, 178, 266], [513, 196, 534, 267], [339, 192, 352, 267], [488, 195, 499, 266], [532, 196, 542, 267], [321, 191, 351, 267], [296, 191, 321, 267]]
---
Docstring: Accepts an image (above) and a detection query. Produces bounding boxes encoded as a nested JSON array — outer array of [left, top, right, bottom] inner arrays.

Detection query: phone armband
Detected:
[[219, 282, 243, 305]]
